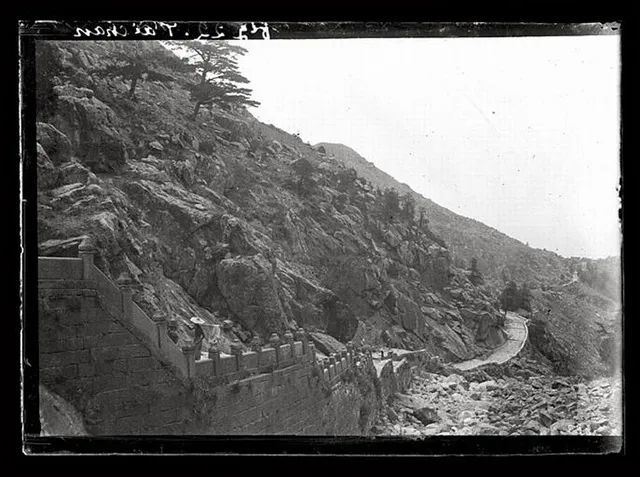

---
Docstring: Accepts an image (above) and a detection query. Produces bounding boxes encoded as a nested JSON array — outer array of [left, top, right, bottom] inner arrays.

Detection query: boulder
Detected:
[[444, 373, 466, 386], [38, 235, 88, 257], [51, 88, 128, 172], [149, 141, 164, 152], [457, 410, 475, 422], [58, 160, 93, 186], [309, 331, 346, 356], [472, 380, 499, 392], [216, 255, 288, 336], [394, 393, 429, 410], [412, 406, 440, 426], [37, 143, 59, 190], [37, 122, 73, 165], [51, 182, 86, 203], [212, 113, 255, 142]]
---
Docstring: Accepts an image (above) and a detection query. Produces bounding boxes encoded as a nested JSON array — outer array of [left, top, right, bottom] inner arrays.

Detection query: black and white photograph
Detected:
[[20, 21, 624, 454]]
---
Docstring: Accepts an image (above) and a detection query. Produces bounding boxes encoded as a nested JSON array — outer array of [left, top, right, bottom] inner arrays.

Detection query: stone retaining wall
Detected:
[[37, 250, 383, 435]]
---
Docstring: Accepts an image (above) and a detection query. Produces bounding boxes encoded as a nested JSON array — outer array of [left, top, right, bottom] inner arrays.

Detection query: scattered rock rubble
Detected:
[[373, 370, 622, 436]]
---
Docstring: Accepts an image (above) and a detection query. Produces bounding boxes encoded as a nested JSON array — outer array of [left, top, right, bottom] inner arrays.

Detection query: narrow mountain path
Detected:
[[371, 311, 528, 372], [373, 311, 621, 436], [452, 311, 528, 371]]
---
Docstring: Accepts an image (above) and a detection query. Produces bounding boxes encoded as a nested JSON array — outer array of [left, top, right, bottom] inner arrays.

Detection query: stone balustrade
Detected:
[[39, 244, 193, 380], [37, 241, 370, 387], [194, 339, 318, 382]]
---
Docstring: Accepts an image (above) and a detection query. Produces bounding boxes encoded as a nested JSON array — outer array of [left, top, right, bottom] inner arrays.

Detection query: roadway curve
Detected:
[[452, 311, 529, 371]]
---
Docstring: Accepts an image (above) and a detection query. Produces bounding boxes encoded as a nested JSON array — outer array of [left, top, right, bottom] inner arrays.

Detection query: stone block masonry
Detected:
[[37, 248, 397, 435], [190, 353, 379, 435], [38, 289, 191, 435]]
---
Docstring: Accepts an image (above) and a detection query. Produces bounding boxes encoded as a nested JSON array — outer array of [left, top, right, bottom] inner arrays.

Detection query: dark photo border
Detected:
[[15, 12, 630, 462]]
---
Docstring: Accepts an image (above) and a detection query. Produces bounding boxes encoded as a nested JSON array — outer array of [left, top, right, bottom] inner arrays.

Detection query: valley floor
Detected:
[[374, 371, 622, 436]]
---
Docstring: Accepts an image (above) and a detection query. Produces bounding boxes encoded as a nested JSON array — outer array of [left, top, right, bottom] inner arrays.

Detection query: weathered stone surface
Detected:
[[412, 406, 440, 426], [37, 143, 60, 190], [37, 122, 73, 165], [309, 331, 347, 356], [39, 235, 89, 257], [39, 385, 88, 436], [216, 255, 288, 335], [58, 160, 94, 186], [51, 86, 128, 172], [149, 141, 164, 152], [375, 362, 622, 436]]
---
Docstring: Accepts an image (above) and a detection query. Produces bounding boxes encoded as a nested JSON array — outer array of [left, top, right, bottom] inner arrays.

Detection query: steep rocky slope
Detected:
[[35, 40, 510, 363], [317, 142, 576, 288], [316, 144, 622, 379], [34, 40, 620, 383]]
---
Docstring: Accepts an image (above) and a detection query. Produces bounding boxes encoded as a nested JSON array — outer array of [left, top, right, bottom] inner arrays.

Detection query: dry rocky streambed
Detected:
[[374, 371, 621, 436], [373, 313, 621, 437]]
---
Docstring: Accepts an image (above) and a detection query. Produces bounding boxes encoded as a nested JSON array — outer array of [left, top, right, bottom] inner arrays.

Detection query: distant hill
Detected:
[[317, 142, 575, 288]]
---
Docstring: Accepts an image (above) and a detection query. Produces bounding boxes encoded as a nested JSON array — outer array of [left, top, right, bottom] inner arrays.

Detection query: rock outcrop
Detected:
[[50, 84, 129, 172]]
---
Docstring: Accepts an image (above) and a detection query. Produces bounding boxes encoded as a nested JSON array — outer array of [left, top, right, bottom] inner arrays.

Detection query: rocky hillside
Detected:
[[317, 142, 576, 288], [316, 144, 622, 379], [35, 40, 513, 364], [34, 40, 620, 380]]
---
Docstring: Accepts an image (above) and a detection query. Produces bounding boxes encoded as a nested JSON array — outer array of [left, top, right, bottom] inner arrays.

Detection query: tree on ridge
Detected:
[[173, 41, 259, 118]]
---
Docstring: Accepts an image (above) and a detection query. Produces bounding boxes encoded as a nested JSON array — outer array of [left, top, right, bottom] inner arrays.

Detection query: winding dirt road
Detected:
[[452, 311, 529, 371]]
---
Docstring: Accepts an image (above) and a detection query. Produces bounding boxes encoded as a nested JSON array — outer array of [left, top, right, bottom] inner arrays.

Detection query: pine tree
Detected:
[[91, 46, 180, 99], [381, 188, 400, 223], [400, 193, 416, 223], [173, 41, 259, 118], [418, 207, 428, 229], [469, 257, 484, 285], [500, 281, 520, 312], [519, 282, 532, 312]]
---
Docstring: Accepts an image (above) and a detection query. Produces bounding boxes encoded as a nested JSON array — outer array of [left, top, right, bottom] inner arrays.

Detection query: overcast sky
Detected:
[[235, 35, 620, 259]]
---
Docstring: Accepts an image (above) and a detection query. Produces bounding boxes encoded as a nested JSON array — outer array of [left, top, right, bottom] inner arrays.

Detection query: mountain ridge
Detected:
[[316, 141, 583, 287]]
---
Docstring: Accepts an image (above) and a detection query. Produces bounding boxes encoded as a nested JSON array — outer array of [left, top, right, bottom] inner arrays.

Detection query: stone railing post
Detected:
[[230, 339, 243, 371], [78, 237, 96, 280], [152, 312, 166, 349], [296, 329, 307, 354], [269, 333, 280, 367], [117, 273, 134, 321], [283, 330, 294, 345], [250, 336, 262, 353], [308, 342, 316, 364], [182, 342, 196, 378], [208, 349, 221, 376]]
